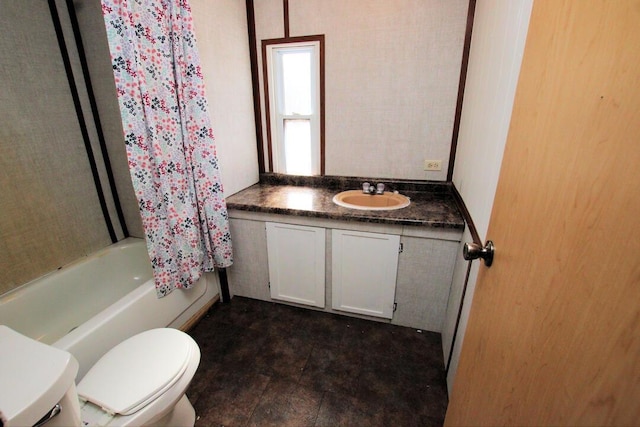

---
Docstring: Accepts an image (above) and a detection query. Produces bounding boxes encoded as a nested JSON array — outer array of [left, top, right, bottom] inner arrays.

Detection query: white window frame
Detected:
[[264, 40, 322, 175]]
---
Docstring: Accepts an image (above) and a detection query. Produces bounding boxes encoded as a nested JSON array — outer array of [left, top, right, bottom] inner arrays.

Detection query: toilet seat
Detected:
[[77, 328, 198, 418]]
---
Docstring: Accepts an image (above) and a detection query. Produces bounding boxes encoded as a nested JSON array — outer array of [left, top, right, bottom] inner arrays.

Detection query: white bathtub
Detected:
[[0, 237, 218, 380]]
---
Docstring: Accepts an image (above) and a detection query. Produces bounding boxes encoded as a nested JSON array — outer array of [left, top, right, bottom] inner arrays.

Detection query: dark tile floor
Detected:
[[186, 297, 448, 427]]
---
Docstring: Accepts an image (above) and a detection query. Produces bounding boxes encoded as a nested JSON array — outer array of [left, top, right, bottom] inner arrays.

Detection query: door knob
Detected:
[[463, 240, 495, 267]]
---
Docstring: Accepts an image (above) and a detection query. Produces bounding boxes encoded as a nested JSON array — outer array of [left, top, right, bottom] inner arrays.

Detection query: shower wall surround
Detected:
[[73, 0, 145, 238], [0, 0, 140, 294]]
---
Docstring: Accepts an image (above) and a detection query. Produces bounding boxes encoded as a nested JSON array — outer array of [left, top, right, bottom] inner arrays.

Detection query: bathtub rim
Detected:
[[1, 237, 221, 381], [0, 238, 149, 302]]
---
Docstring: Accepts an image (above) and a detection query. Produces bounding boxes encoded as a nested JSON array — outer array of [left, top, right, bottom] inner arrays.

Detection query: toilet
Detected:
[[0, 325, 200, 427]]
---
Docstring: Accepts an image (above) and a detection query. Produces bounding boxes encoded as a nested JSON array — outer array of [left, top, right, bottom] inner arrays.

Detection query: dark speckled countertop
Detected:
[[226, 174, 465, 229]]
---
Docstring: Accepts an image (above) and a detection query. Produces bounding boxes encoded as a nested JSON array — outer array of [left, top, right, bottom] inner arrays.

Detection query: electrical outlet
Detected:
[[424, 160, 442, 171]]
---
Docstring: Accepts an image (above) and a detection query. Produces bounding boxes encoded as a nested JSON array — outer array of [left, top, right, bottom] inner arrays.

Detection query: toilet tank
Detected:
[[0, 326, 81, 427]]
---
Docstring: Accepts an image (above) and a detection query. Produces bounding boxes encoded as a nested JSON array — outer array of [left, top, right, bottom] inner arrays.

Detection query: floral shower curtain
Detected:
[[101, 0, 233, 297]]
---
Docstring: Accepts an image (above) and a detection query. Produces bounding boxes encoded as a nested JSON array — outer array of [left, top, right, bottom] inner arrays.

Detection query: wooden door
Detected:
[[445, 1, 640, 425]]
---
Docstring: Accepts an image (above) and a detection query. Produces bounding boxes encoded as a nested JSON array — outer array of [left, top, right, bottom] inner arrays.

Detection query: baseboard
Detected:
[[179, 294, 220, 332]]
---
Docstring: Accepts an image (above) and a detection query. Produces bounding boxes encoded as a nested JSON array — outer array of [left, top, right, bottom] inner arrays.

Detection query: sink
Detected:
[[332, 190, 410, 211]]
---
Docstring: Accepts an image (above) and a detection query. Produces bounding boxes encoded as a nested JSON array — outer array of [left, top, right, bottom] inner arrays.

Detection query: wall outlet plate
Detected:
[[424, 160, 442, 171]]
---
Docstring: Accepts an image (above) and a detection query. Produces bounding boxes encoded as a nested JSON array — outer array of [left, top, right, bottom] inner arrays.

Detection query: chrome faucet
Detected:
[[362, 182, 385, 195]]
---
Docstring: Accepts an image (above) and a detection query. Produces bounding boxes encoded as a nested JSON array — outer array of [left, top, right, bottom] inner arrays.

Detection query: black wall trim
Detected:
[[65, 0, 129, 238], [246, 0, 265, 173], [48, 0, 117, 243], [447, 0, 477, 181], [283, 0, 290, 38], [446, 260, 472, 373], [451, 183, 481, 245], [218, 268, 231, 303], [446, 182, 481, 373]]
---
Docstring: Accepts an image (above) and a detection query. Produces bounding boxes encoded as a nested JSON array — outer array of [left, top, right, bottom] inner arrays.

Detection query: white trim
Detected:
[[265, 41, 321, 175]]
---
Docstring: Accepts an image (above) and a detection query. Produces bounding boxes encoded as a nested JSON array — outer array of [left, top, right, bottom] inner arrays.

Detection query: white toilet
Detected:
[[0, 325, 200, 427]]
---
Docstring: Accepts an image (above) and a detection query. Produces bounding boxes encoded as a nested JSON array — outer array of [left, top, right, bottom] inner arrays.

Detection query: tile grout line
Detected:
[[244, 375, 272, 427], [311, 391, 328, 427], [298, 342, 322, 425]]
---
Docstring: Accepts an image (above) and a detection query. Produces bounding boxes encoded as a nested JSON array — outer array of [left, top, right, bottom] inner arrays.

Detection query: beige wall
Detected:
[[255, 0, 469, 181], [191, 0, 260, 197]]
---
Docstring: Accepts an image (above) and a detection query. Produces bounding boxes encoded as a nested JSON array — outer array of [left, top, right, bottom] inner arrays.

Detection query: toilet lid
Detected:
[[76, 328, 195, 416]]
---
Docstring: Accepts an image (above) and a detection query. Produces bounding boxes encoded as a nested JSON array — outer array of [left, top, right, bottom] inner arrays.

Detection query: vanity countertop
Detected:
[[225, 174, 465, 229]]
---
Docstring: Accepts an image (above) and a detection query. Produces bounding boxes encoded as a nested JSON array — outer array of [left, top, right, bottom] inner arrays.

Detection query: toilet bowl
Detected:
[[0, 326, 200, 427]]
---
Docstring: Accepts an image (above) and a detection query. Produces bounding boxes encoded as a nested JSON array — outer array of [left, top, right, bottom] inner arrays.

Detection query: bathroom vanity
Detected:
[[225, 174, 464, 333]]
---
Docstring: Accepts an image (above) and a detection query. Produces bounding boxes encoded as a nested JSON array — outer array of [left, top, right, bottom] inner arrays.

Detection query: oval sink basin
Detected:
[[332, 190, 410, 211]]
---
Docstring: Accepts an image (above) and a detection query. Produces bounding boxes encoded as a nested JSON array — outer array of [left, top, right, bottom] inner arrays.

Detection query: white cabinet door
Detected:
[[331, 229, 400, 319], [266, 222, 325, 308]]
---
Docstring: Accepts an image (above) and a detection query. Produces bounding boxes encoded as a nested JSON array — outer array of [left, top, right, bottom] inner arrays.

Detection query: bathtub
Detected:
[[0, 237, 218, 380]]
